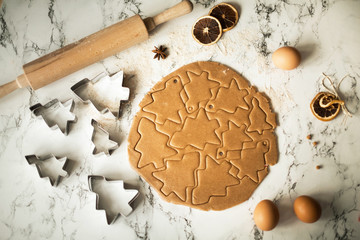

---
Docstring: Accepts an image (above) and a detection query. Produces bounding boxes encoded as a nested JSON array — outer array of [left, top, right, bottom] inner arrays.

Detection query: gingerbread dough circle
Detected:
[[128, 61, 278, 211]]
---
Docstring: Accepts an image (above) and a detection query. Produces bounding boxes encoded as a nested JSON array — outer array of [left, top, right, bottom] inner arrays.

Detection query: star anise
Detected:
[[152, 45, 167, 60]]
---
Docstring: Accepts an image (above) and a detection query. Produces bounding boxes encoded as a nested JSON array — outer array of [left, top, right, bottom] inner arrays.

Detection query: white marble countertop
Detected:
[[0, 0, 359, 239]]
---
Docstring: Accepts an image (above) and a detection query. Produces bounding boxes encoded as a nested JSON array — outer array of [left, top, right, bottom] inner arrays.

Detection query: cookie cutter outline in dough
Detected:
[[29, 99, 76, 135], [71, 71, 130, 118], [88, 175, 139, 225], [25, 154, 70, 186], [91, 119, 119, 156]]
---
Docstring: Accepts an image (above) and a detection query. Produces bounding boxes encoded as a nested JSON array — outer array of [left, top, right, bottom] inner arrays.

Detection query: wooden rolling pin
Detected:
[[0, 0, 193, 98]]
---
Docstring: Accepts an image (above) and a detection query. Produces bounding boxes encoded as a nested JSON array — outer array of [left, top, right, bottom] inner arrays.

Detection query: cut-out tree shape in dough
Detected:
[[170, 108, 220, 149], [192, 156, 239, 205], [231, 141, 269, 182], [153, 152, 200, 201], [217, 122, 252, 159], [248, 98, 272, 134], [143, 77, 185, 124], [184, 71, 220, 113], [135, 118, 177, 168], [128, 61, 278, 211], [206, 79, 249, 113]]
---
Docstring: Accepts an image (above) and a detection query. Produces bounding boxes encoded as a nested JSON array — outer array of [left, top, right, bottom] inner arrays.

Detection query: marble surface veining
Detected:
[[1, 0, 360, 239]]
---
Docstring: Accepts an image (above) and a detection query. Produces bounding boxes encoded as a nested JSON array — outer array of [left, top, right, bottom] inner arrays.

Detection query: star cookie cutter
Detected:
[[25, 154, 70, 186], [88, 175, 139, 224], [91, 119, 118, 156], [30, 99, 76, 135], [71, 71, 130, 118]]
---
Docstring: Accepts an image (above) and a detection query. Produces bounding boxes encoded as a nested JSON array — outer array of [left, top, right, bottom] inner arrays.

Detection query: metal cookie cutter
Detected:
[[91, 119, 118, 156], [71, 71, 130, 118], [88, 175, 139, 224], [30, 99, 76, 135], [25, 154, 70, 186]]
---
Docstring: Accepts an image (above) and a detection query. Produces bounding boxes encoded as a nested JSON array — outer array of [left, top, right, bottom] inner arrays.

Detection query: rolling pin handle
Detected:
[[145, 0, 193, 32], [0, 74, 30, 98]]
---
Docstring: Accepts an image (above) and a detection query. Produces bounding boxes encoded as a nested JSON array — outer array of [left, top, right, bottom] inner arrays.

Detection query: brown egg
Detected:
[[272, 46, 301, 70], [253, 199, 279, 231], [293, 195, 321, 223]]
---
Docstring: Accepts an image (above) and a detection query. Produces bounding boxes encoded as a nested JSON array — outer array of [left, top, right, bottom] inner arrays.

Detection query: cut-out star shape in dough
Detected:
[[184, 71, 220, 113], [135, 118, 177, 168], [153, 152, 200, 201], [170, 108, 220, 149], [206, 79, 249, 113], [231, 141, 269, 182], [143, 78, 185, 124], [192, 156, 239, 204]]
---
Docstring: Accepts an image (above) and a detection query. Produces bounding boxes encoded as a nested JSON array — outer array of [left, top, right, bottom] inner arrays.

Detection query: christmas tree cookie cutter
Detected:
[[29, 99, 76, 135], [88, 175, 139, 224], [91, 119, 118, 156], [25, 154, 70, 186], [71, 71, 130, 118]]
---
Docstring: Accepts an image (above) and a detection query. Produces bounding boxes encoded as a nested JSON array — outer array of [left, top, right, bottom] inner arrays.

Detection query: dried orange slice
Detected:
[[209, 3, 239, 32], [310, 92, 344, 121], [192, 16, 222, 46]]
